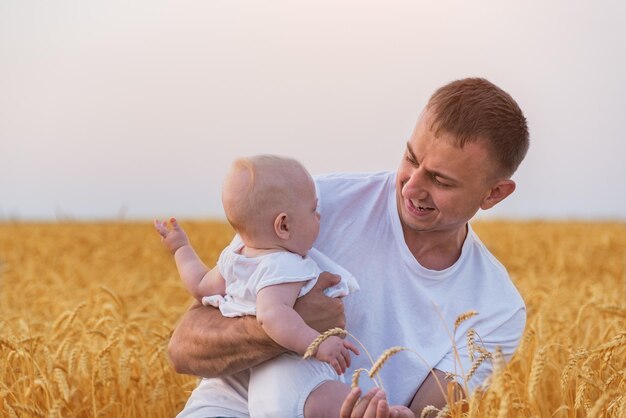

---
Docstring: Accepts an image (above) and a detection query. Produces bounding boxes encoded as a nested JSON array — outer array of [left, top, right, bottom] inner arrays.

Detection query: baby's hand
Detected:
[[314, 335, 360, 375], [153, 218, 190, 254]]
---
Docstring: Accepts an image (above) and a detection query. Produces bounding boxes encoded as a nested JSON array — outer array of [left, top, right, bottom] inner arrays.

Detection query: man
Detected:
[[168, 77, 529, 418]]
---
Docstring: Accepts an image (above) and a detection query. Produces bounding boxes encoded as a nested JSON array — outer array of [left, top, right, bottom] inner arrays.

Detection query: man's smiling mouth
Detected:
[[410, 199, 435, 212]]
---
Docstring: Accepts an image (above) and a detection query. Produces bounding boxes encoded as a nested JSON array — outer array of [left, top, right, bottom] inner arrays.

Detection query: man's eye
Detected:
[[433, 176, 450, 187]]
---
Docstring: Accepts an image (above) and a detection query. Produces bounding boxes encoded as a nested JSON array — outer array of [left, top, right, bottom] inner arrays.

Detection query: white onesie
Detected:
[[178, 234, 359, 418]]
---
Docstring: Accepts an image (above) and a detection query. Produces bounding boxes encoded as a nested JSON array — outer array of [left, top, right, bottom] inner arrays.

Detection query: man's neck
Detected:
[[402, 224, 468, 271]]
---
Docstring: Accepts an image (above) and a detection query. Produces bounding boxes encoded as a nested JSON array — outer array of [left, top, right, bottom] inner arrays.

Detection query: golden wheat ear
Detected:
[[454, 310, 478, 332], [351, 368, 370, 389], [368, 346, 408, 379], [466, 351, 491, 382], [303, 328, 347, 359], [420, 405, 438, 418], [367, 346, 409, 391]]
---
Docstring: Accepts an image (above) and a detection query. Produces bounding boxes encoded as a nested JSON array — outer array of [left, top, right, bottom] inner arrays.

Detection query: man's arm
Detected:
[[167, 272, 346, 377], [167, 300, 283, 377], [409, 369, 464, 417]]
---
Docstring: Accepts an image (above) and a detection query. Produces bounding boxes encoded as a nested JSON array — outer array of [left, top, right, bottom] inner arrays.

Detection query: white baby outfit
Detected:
[[179, 234, 359, 418], [202, 235, 358, 315]]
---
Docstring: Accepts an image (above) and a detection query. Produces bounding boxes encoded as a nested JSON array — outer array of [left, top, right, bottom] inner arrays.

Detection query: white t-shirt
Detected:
[[180, 170, 526, 414], [313, 171, 525, 405]]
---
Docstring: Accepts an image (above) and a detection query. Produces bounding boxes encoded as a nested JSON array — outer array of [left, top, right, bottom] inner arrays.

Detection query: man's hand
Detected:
[[314, 335, 360, 375], [294, 272, 346, 332], [340, 388, 415, 418], [154, 218, 190, 255]]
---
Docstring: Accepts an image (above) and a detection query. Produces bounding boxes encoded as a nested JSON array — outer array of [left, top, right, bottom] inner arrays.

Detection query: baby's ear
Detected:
[[274, 213, 290, 240]]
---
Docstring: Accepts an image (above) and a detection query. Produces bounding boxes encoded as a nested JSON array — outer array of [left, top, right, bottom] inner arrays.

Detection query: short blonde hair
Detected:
[[427, 77, 529, 177], [222, 155, 312, 239]]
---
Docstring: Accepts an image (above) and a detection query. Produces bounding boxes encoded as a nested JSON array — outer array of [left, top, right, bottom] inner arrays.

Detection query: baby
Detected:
[[155, 155, 359, 418]]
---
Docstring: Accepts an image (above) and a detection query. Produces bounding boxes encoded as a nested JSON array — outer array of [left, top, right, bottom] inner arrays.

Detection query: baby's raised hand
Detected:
[[315, 335, 360, 375], [153, 218, 190, 254]]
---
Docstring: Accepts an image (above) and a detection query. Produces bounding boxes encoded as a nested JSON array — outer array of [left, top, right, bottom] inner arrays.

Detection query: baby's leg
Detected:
[[303, 380, 351, 418]]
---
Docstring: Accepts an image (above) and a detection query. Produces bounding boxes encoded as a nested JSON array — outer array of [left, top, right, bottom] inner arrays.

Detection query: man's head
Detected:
[[426, 77, 529, 178], [222, 155, 320, 256], [396, 78, 529, 238]]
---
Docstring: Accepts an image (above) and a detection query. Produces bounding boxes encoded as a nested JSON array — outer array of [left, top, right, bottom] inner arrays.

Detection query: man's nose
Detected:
[[403, 169, 429, 200]]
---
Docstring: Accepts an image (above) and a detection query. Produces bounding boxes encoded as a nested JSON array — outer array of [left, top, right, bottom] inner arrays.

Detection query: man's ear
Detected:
[[274, 212, 290, 240], [481, 179, 516, 210]]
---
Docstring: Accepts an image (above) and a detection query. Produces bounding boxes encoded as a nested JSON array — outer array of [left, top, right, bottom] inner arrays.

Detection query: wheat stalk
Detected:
[[607, 394, 624, 415], [3, 399, 19, 418], [53, 367, 70, 402], [604, 372, 618, 390], [592, 331, 626, 355], [596, 305, 626, 318], [51, 311, 72, 334], [491, 346, 505, 374], [67, 347, 79, 376], [587, 389, 618, 417], [496, 391, 510, 418], [66, 302, 87, 327], [560, 348, 586, 392], [303, 328, 347, 359], [13, 403, 47, 418], [434, 404, 450, 418], [466, 328, 476, 362], [574, 366, 593, 411], [0, 337, 17, 351], [528, 346, 546, 405], [367, 346, 408, 391], [420, 405, 438, 418], [351, 368, 369, 389], [444, 371, 458, 381], [368, 346, 408, 380], [466, 351, 490, 382], [454, 311, 478, 332]]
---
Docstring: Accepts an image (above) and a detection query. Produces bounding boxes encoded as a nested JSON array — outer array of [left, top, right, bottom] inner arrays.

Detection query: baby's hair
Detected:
[[222, 155, 312, 239]]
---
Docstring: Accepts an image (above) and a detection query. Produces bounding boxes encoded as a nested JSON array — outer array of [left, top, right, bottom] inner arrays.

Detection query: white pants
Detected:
[[177, 353, 342, 418]]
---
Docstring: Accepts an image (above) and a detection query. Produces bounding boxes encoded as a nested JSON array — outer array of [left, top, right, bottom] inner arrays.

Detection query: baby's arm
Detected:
[[154, 218, 226, 300], [256, 282, 358, 375]]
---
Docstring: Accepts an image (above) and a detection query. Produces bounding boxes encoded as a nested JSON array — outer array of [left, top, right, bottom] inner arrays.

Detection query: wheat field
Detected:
[[1, 221, 625, 417]]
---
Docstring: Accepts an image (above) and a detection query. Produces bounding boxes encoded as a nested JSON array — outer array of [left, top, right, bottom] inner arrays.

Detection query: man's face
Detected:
[[396, 109, 500, 237]]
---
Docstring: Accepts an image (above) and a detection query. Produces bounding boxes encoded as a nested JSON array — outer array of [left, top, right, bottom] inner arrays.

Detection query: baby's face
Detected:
[[288, 178, 321, 257]]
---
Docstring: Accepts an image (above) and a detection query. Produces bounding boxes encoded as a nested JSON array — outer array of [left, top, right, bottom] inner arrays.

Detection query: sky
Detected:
[[1, 1, 625, 221]]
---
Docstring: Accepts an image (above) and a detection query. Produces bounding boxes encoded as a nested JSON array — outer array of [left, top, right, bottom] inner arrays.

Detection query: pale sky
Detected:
[[1, 1, 625, 221]]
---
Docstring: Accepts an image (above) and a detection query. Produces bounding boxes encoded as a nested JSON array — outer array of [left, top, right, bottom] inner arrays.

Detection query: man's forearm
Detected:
[[167, 272, 345, 378], [167, 301, 286, 377]]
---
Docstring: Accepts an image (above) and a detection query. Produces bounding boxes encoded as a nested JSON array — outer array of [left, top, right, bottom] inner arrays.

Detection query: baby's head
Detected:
[[222, 155, 320, 257]]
